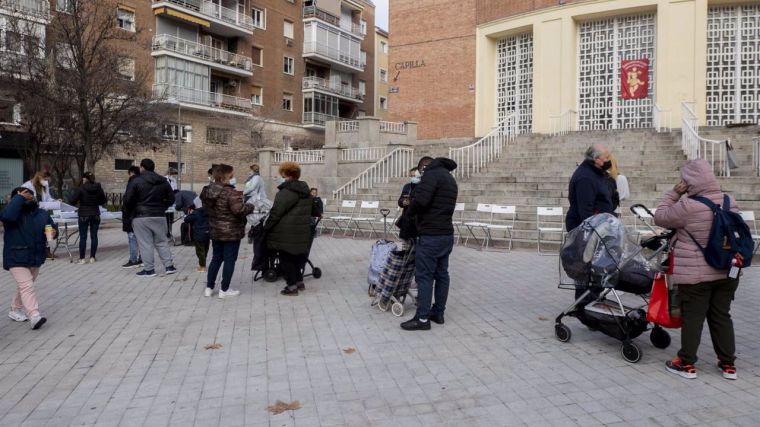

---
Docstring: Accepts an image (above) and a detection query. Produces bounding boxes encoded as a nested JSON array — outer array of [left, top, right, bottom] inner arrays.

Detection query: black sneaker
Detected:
[[281, 286, 299, 296], [136, 269, 157, 278], [122, 260, 140, 269], [666, 358, 697, 379], [429, 313, 445, 325], [165, 266, 177, 275], [296, 282, 305, 291], [401, 317, 431, 331]]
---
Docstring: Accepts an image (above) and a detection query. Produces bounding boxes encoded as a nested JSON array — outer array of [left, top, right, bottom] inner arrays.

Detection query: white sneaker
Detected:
[[30, 314, 46, 330], [218, 289, 240, 299], [76, 259, 86, 265], [8, 309, 28, 322], [204, 288, 214, 297], [89, 257, 96, 264]]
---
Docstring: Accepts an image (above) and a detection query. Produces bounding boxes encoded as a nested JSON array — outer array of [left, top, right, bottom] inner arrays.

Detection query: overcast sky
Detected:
[[375, 0, 388, 31]]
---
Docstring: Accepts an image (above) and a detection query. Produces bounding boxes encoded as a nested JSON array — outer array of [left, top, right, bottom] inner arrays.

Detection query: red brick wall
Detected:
[[476, 0, 589, 25]]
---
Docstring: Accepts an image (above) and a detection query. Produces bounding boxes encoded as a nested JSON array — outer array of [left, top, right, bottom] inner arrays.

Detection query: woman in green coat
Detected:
[[265, 162, 314, 296]]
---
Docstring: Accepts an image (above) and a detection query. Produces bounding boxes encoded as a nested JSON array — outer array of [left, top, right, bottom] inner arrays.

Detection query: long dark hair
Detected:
[[82, 171, 96, 185]]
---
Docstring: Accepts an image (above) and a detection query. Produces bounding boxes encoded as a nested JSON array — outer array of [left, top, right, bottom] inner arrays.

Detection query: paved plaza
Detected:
[[1, 225, 760, 427]]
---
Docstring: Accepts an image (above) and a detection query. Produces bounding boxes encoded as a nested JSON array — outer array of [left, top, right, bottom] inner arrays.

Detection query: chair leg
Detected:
[[507, 229, 513, 252]]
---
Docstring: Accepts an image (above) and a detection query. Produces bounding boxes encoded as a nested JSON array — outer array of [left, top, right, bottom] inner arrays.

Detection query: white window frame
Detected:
[[118, 57, 136, 81], [251, 86, 263, 106], [360, 19, 367, 35], [379, 96, 387, 110], [56, 42, 75, 69], [207, 127, 231, 145], [162, 124, 191, 142], [0, 100, 21, 125], [252, 6, 266, 29], [283, 20, 294, 39], [117, 8, 136, 32], [168, 161, 187, 174], [57, 0, 75, 14], [283, 56, 294, 75], [380, 68, 387, 83], [282, 93, 293, 111], [359, 80, 366, 96], [251, 45, 263, 67], [360, 50, 367, 67], [380, 40, 388, 54]]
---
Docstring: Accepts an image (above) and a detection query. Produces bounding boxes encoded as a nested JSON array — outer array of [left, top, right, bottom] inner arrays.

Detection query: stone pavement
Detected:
[[1, 226, 760, 427]]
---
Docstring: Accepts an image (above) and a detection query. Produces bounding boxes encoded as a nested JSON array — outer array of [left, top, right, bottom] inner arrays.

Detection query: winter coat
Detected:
[[0, 195, 57, 271], [244, 173, 267, 202], [397, 182, 418, 239], [407, 158, 458, 236], [265, 180, 313, 255], [68, 182, 107, 218], [121, 175, 139, 232], [201, 182, 254, 241], [565, 159, 614, 231], [654, 159, 739, 285], [21, 180, 54, 203], [123, 170, 174, 218], [184, 207, 210, 242], [174, 190, 198, 213]]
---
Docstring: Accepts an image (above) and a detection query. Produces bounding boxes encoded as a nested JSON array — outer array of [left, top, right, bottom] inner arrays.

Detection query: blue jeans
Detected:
[[207, 240, 242, 292], [78, 216, 101, 259], [414, 234, 454, 320], [127, 232, 140, 263]]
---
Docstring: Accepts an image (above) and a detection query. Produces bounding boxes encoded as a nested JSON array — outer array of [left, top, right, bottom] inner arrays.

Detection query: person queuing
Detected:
[[243, 163, 266, 203], [565, 144, 615, 231], [654, 159, 741, 381], [265, 162, 314, 296], [608, 154, 629, 216], [396, 167, 420, 241], [1, 187, 58, 330], [67, 172, 107, 264], [22, 170, 54, 203], [184, 200, 210, 273], [164, 168, 179, 238], [401, 157, 458, 331], [121, 166, 142, 269], [309, 187, 324, 238], [201, 164, 254, 298], [123, 159, 177, 278]]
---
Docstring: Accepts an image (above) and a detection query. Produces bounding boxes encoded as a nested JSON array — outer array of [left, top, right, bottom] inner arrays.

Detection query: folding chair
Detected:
[[630, 206, 657, 242], [351, 201, 380, 238], [327, 200, 356, 237], [451, 203, 466, 244], [317, 200, 328, 235], [739, 211, 760, 256], [463, 204, 492, 247], [537, 207, 564, 254], [486, 205, 516, 250]]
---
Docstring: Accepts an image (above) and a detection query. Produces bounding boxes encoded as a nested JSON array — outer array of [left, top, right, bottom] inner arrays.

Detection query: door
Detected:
[[0, 158, 23, 203]]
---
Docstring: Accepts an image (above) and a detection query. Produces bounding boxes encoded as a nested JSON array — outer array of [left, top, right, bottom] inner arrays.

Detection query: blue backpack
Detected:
[[686, 194, 754, 269]]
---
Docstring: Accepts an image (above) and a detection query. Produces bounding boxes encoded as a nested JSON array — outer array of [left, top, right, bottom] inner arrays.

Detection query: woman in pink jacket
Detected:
[[654, 159, 739, 380]]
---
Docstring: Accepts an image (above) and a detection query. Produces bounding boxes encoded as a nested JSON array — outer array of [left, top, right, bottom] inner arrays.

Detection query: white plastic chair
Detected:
[[351, 201, 380, 238], [537, 207, 564, 254], [486, 205, 516, 250], [631, 206, 658, 241], [451, 203, 466, 244], [463, 204, 492, 247], [739, 211, 760, 256], [328, 200, 356, 237]]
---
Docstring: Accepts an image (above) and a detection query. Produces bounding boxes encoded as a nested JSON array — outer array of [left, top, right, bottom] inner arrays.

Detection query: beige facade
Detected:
[[374, 27, 389, 119]]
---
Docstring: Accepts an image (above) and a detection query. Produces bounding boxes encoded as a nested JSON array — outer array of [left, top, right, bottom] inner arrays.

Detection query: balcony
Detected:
[[303, 112, 342, 128], [302, 5, 363, 39], [0, 0, 51, 21], [152, 34, 252, 77], [302, 76, 362, 102], [302, 41, 364, 73], [153, 83, 252, 116], [152, 0, 255, 36]]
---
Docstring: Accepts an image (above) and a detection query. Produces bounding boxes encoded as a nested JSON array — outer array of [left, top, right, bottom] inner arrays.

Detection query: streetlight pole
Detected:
[[176, 101, 182, 190]]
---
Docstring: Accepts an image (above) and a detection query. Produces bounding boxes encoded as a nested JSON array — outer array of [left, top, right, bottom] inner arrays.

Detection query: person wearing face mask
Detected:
[[208, 168, 214, 184], [243, 164, 266, 203], [22, 171, 55, 203], [200, 164, 254, 298], [396, 167, 420, 240], [565, 144, 615, 232], [1, 187, 58, 330]]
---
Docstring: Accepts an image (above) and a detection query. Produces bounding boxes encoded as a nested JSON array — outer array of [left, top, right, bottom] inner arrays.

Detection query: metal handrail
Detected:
[[274, 150, 325, 164], [154, 0, 255, 31], [680, 102, 730, 177], [652, 104, 671, 133], [152, 34, 252, 71], [302, 76, 361, 99], [549, 110, 576, 136], [449, 113, 518, 178], [153, 83, 252, 112], [333, 147, 415, 199]]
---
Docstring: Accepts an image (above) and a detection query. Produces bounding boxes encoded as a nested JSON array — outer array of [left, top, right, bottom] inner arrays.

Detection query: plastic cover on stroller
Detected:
[[561, 213, 656, 294]]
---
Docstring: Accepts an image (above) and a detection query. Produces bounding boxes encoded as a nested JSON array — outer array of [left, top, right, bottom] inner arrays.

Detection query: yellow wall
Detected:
[[374, 29, 390, 119], [475, 0, 714, 136]]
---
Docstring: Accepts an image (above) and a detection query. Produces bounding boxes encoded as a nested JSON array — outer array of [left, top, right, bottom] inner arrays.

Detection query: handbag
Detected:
[[647, 273, 682, 328]]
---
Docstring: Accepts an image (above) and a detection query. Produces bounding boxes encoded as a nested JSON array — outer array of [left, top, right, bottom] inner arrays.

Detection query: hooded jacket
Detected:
[[0, 195, 57, 270], [121, 174, 139, 232], [654, 160, 739, 285], [408, 158, 458, 236], [184, 207, 210, 242], [123, 170, 175, 218], [265, 180, 313, 255], [566, 159, 614, 231], [201, 182, 254, 241], [68, 182, 107, 218]]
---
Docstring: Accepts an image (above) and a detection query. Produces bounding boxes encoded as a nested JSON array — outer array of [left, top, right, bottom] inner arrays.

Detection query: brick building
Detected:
[[374, 26, 388, 119]]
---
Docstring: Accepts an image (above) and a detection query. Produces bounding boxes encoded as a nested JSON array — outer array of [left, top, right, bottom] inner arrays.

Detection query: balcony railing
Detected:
[[302, 5, 363, 38], [303, 111, 343, 127], [302, 76, 361, 100], [0, 0, 50, 19], [275, 150, 325, 164], [336, 120, 359, 132], [153, 83, 252, 113], [303, 41, 363, 70], [155, 0, 255, 32], [152, 34, 252, 72], [379, 121, 406, 134]]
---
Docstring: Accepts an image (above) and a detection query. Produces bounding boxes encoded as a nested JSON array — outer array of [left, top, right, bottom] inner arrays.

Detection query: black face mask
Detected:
[[601, 160, 612, 171], [21, 200, 39, 211]]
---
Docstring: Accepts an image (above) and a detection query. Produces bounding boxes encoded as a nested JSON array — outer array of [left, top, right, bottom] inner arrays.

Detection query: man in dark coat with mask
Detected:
[[565, 144, 615, 231]]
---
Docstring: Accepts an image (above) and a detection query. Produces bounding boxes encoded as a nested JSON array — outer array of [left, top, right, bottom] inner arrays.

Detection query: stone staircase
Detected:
[[327, 127, 760, 250]]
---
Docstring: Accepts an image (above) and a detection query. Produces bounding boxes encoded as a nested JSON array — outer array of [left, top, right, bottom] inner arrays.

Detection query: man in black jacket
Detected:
[[565, 144, 614, 231], [121, 166, 142, 269], [401, 157, 458, 331], [123, 159, 177, 278]]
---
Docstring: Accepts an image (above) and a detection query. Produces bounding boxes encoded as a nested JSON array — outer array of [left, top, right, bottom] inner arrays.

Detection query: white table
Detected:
[[52, 212, 123, 262]]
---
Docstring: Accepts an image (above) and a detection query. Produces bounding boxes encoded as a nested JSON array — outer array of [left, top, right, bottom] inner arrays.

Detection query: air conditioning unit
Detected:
[[285, 37, 293, 47]]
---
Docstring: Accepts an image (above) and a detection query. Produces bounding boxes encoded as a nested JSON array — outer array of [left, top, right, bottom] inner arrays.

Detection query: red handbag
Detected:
[[647, 273, 682, 329]]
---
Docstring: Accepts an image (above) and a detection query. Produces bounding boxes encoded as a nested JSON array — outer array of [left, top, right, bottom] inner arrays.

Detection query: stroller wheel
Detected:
[[391, 302, 404, 317], [312, 267, 322, 279], [621, 342, 642, 363], [264, 269, 278, 282], [650, 326, 671, 349], [378, 300, 389, 312], [555, 324, 572, 343]]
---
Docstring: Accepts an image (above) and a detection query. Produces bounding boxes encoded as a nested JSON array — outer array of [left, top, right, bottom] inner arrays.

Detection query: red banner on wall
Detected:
[[621, 59, 649, 99]]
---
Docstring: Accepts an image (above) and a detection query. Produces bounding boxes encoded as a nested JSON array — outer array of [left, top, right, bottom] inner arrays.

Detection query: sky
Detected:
[[375, 0, 389, 31]]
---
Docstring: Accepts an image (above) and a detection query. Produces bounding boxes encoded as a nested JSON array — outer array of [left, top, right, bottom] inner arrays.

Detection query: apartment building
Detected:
[[374, 26, 388, 119]]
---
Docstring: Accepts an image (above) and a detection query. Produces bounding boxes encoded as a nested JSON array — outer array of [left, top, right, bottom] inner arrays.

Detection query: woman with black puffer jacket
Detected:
[[68, 172, 107, 264]]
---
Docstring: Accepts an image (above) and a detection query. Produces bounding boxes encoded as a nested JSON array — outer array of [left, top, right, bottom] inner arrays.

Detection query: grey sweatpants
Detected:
[[133, 217, 174, 272]]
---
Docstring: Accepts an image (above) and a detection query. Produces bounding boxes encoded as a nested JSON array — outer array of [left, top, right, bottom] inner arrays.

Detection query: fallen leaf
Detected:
[[204, 343, 223, 350], [538, 316, 548, 321], [343, 347, 356, 354], [267, 400, 301, 415], [90, 290, 97, 295]]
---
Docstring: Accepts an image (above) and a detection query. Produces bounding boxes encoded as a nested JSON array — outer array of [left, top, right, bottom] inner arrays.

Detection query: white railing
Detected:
[[333, 147, 415, 200], [155, 0, 255, 31], [753, 137, 760, 177], [653, 104, 671, 132], [152, 34, 252, 72], [341, 147, 386, 162], [302, 41, 363, 70], [302, 76, 361, 100], [379, 121, 406, 134], [303, 112, 341, 127], [153, 84, 252, 112], [549, 110, 576, 136], [274, 150, 325, 164], [0, 0, 50, 19], [303, 5, 364, 38], [336, 120, 359, 132], [449, 113, 518, 178], [681, 101, 730, 177]]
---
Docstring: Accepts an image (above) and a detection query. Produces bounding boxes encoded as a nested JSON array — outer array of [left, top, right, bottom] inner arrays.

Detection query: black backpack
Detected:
[[686, 195, 754, 269]]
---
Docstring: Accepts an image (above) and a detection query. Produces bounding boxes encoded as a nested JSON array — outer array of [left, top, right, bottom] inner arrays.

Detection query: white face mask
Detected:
[[208, 176, 213, 183], [229, 177, 237, 186], [411, 176, 421, 184], [41, 180, 49, 187], [276, 176, 285, 185]]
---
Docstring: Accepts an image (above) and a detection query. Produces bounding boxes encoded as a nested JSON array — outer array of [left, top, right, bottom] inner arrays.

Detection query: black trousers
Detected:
[[279, 251, 307, 287]]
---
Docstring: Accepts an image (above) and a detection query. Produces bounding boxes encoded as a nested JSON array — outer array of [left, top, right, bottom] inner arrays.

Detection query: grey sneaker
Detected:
[[8, 309, 28, 322], [30, 314, 47, 330]]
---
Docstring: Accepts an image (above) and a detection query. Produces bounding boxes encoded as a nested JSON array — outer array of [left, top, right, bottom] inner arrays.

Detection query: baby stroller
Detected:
[[370, 241, 417, 317], [555, 211, 674, 363], [251, 214, 322, 283]]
